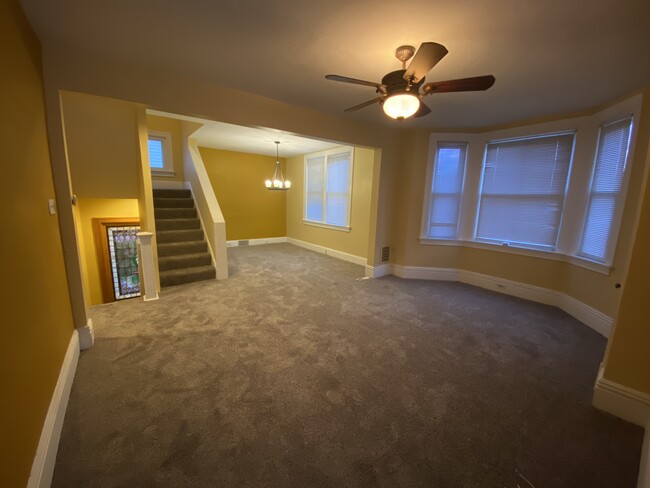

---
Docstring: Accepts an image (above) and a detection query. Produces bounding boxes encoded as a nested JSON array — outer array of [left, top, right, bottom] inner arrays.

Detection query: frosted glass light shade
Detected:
[[383, 93, 420, 120], [265, 179, 272, 188]]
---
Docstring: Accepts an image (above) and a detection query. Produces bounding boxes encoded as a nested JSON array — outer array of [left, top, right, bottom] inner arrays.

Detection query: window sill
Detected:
[[418, 237, 612, 275], [151, 170, 176, 178], [303, 220, 350, 233]]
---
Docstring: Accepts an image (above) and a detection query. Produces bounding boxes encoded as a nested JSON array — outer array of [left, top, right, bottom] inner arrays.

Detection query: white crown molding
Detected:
[[28, 330, 79, 488]]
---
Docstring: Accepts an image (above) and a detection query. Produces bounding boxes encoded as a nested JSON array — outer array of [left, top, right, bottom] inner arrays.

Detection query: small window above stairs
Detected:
[[153, 189, 216, 287]]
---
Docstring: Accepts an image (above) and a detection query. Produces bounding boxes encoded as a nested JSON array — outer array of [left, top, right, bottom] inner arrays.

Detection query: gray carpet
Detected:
[[53, 243, 643, 487]]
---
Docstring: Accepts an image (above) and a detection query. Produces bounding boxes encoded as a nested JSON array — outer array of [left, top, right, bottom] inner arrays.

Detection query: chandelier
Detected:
[[265, 141, 291, 190]]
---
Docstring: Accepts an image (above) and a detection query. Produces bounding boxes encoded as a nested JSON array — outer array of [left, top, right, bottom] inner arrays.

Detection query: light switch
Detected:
[[48, 199, 57, 215]]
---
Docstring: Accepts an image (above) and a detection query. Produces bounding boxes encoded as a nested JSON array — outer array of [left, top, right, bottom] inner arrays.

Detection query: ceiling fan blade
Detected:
[[422, 75, 496, 95], [413, 101, 431, 118], [403, 42, 448, 83], [325, 74, 385, 89], [344, 97, 384, 112]]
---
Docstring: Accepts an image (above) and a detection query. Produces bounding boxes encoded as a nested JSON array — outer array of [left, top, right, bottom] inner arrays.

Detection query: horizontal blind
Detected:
[[148, 138, 165, 169], [428, 142, 467, 239], [476, 133, 574, 249], [579, 117, 633, 262], [325, 153, 351, 227], [305, 156, 325, 222]]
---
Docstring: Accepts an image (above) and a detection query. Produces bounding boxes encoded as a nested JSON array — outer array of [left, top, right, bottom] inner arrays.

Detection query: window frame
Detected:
[[148, 130, 174, 177], [423, 141, 468, 240], [577, 115, 634, 265], [472, 130, 576, 252], [303, 146, 354, 231]]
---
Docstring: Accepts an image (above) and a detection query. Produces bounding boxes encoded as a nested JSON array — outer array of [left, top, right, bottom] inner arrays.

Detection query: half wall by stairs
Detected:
[[154, 189, 216, 287]]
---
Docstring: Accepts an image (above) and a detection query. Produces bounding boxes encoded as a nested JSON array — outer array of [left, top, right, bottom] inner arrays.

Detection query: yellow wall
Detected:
[[147, 114, 184, 183], [77, 199, 140, 305], [0, 2, 75, 485], [61, 91, 140, 199], [200, 147, 287, 240], [286, 147, 375, 259], [601, 94, 650, 395]]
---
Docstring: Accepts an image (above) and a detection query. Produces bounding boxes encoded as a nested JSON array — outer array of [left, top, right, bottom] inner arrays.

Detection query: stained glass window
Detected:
[[107, 225, 141, 300]]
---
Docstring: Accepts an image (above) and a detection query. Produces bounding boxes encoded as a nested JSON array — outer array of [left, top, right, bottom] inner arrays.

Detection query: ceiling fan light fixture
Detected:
[[382, 93, 420, 120]]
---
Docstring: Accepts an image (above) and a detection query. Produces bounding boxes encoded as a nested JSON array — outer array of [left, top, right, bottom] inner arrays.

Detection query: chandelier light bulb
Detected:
[[265, 179, 272, 188], [284, 180, 291, 189]]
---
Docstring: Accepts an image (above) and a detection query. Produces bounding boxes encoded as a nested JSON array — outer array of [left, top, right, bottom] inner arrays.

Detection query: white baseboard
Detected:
[[287, 237, 367, 266], [227, 237, 288, 247], [77, 319, 94, 350], [393, 265, 461, 282], [28, 330, 79, 488], [386, 265, 612, 337], [151, 179, 185, 190], [593, 367, 650, 427], [560, 294, 612, 338], [365, 263, 392, 278]]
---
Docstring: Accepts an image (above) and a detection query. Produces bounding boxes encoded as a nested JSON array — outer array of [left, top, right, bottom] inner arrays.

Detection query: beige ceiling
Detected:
[[21, 0, 650, 129]]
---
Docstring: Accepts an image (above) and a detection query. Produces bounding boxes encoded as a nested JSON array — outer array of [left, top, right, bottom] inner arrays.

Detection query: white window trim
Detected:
[[422, 141, 468, 240], [576, 115, 635, 266], [303, 146, 354, 229], [417, 95, 642, 277], [148, 130, 175, 177]]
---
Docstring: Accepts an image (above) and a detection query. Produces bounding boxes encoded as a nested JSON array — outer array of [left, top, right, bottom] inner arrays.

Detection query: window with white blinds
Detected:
[[148, 131, 173, 174], [427, 142, 467, 239], [579, 117, 633, 262], [148, 138, 165, 169], [305, 148, 353, 228], [475, 132, 574, 250]]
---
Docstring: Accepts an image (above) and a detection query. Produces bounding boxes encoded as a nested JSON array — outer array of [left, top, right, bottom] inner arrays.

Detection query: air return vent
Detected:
[[239, 240, 250, 246], [381, 246, 390, 262]]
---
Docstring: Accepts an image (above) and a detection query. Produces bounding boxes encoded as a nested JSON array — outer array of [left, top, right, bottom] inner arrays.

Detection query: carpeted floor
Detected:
[[52, 243, 643, 487]]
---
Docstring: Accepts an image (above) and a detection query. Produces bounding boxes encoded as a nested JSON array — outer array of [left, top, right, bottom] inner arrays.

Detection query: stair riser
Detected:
[[154, 198, 194, 209], [152, 189, 192, 199], [158, 254, 212, 271], [156, 219, 201, 231], [160, 268, 216, 288], [155, 208, 197, 219], [157, 230, 205, 244], [157, 241, 208, 257]]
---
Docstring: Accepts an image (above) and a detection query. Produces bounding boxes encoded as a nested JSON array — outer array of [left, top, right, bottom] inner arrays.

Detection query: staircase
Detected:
[[153, 189, 216, 287]]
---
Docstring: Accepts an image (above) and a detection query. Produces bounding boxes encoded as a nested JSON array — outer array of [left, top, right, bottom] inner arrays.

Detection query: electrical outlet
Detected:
[[48, 199, 57, 215]]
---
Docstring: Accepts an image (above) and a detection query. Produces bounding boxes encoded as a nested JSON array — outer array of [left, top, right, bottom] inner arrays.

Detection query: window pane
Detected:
[[477, 195, 564, 248], [427, 142, 467, 239], [148, 138, 164, 169], [579, 117, 633, 261], [581, 195, 616, 260], [476, 133, 574, 249], [306, 193, 323, 221], [306, 157, 324, 222], [326, 155, 350, 227]]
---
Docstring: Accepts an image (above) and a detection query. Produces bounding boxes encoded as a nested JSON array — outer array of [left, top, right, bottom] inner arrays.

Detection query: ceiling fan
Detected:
[[325, 42, 495, 121]]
